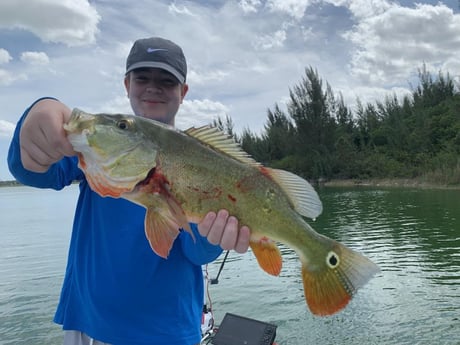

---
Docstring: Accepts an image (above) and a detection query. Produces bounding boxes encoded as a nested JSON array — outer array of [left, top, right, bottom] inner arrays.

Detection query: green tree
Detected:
[[287, 67, 337, 178], [263, 105, 294, 162], [211, 114, 236, 138], [239, 64, 460, 184]]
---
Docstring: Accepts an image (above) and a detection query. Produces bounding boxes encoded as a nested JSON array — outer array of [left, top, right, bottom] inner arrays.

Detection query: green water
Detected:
[[1, 185, 459, 344]]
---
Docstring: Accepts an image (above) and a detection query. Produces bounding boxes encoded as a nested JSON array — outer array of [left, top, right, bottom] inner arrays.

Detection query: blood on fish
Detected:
[[137, 168, 171, 195]]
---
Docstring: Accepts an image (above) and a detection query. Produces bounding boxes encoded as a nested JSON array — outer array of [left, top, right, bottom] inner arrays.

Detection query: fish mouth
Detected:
[[64, 109, 96, 135]]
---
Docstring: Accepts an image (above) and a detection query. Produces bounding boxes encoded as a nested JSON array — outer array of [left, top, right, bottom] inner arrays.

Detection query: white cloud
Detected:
[[253, 29, 287, 50], [442, 58, 460, 81], [343, 2, 460, 85], [89, 95, 133, 115], [20, 51, 50, 65], [0, 48, 12, 64], [168, 3, 197, 17], [267, 0, 311, 20], [239, 0, 262, 13], [0, 69, 13, 85], [188, 69, 229, 85], [177, 99, 230, 130], [346, 0, 391, 18], [0, 69, 27, 86], [340, 85, 412, 111], [0, 0, 459, 180], [0, 0, 100, 46], [0, 119, 15, 138]]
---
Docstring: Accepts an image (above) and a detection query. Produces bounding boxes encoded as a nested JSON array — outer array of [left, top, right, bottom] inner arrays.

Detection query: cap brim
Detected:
[[126, 61, 185, 83]]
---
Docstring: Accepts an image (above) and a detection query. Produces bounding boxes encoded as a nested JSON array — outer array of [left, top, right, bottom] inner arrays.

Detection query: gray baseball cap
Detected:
[[125, 37, 187, 83]]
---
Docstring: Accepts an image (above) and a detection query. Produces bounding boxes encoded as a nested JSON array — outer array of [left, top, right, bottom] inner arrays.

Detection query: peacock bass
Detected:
[[63, 108, 379, 316]]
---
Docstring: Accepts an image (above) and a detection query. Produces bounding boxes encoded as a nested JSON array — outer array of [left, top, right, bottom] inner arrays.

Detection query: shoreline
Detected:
[[0, 180, 22, 187], [321, 178, 460, 190]]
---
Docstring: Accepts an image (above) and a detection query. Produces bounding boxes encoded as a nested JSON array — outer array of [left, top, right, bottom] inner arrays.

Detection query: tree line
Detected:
[[215, 65, 460, 185]]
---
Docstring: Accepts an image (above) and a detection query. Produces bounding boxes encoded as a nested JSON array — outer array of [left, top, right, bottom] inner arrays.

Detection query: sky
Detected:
[[1, 0, 459, 181]]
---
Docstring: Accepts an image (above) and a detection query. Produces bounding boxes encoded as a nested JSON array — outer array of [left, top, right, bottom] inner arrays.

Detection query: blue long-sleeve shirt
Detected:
[[7, 99, 223, 345]]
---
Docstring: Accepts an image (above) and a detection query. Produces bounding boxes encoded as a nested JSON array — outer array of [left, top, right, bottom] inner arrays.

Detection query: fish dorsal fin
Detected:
[[185, 126, 261, 167], [265, 168, 323, 219]]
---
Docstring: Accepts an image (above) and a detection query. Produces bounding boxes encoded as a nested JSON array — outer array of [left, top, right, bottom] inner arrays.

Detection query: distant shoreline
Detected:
[[321, 178, 460, 190], [0, 180, 23, 187], [0, 180, 81, 187]]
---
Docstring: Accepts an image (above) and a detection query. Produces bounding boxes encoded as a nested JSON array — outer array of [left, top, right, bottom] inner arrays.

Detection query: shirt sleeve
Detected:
[[180, 223, 223, 266], [7, 98, 84, 189]]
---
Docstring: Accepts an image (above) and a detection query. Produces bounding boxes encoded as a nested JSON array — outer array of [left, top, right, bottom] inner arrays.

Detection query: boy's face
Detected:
[[124, 68, 188, 126]]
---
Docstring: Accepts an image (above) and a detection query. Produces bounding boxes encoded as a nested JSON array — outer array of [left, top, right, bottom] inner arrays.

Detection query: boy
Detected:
[[8, 37, 250, 345]]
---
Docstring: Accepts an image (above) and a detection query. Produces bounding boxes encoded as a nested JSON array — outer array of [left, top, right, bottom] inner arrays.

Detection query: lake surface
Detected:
[[1, 185, 459, 344]]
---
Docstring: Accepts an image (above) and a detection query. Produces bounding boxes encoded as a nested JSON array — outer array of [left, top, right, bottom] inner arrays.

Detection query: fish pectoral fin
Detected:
[[144, 206, 181, 259], [249, 238, 282, 276], [300, 243, 380, 316], [144, 195, 193, 259]]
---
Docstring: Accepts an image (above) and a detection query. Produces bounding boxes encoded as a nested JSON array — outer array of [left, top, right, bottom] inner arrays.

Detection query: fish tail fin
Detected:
[[249, 237, 282, 276], [300, 242, 380, 316]]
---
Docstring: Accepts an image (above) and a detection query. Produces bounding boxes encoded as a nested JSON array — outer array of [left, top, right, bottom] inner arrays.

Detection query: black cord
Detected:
[[210, 250, 230, 284]]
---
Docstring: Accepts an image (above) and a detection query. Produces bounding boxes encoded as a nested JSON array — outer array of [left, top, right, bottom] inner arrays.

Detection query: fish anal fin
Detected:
[[300, 242, 380, 316], [249, 237, 282, 276]]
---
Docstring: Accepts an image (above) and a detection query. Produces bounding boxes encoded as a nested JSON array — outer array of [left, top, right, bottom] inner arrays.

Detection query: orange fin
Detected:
[[143, 193, 194, 258], [124, 168, 195, 258], [249, 237, 282, 276], [300, 242, 380, 316], [144, 206, 181, 259], [126, 177, 194, 258]]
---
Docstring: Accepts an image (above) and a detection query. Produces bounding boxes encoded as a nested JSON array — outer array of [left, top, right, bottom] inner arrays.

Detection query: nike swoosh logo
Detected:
[[146, 48, 168, 53]]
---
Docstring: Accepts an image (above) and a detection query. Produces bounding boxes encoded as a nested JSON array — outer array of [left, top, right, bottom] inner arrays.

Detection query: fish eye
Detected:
[[117, 119, 130, 130], [326, 251, 340, 269]]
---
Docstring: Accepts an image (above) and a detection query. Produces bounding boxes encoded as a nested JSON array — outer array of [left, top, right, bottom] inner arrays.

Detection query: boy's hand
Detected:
[[20, 99, 76, 172], [198, 210, 250, 253]]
